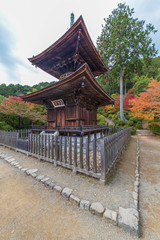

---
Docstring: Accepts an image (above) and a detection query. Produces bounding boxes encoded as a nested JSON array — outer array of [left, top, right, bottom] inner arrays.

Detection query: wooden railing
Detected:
[[100, 128, 131, 184], [28, 128, 130, 183], [0, 130, 29, 152], [0, 131, 18, 149], [31, 124, 112, 136], [28, 133, 101, 179], [0, 128, 130, 183], [16, 129, 30, 139]]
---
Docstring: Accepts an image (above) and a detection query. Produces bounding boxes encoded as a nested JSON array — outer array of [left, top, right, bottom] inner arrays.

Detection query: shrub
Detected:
[[149, 122, 160, 135], [108, 114, 113, 119], [129, 117, 140, 123], [128, 120, 134, 126], [0, 121, 13, 131], [130, 126, 136, 135], [97, 114, 106, 125], [136, 122, 142, 129], [109, 124, 114, 128], [117, 119, 126, 126]]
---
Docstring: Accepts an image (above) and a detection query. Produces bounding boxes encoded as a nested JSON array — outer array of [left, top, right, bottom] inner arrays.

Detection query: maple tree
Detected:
[[129, 79, 160, 120], [105, 88, 135, 113], [0, 96, 47, 123]]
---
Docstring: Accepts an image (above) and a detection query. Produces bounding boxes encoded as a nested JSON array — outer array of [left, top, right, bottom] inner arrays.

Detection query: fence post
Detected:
[[86, 136, 90, 171], [79, 136, 83, 169], [54, 136, 58, 166], [93, 134, 97, 173], [73, 137, 77, 174], [100, 138, 107, 185]]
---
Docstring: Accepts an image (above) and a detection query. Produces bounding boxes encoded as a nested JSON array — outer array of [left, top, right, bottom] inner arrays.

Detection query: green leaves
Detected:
[[97, 3, 158, 69]]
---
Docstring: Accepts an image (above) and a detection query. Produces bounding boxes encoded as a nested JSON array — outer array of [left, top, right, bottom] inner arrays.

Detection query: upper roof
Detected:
[[21, 63, 114, 106], [28, 16, 108, 79]]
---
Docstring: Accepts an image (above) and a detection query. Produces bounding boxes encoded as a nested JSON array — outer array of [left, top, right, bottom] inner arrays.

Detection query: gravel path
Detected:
[[0, 137, 136, 211], [139, 135, 160, 240], [0, 158, 138, 240]]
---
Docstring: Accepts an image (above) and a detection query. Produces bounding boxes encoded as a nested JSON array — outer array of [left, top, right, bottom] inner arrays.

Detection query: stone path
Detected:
[[139, 135, 160, 240]]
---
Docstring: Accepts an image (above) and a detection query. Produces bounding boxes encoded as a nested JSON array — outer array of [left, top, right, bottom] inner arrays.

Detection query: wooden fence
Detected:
[[16, 129, 30, 139], [0, 130, 28, 152], [0, 131, 18, 149], [100, 128, 131, 184], [0, 128, 130, 183], [28, 128, 130, 183]]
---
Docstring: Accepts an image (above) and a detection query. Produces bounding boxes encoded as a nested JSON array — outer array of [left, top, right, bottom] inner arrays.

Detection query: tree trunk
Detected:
[[124, 79, 127, 95], [120, 68, 125, 120]]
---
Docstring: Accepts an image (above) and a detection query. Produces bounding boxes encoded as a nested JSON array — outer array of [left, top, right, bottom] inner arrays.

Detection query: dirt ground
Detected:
[[0, 135, 159, 239], [0, 159, 137, 240], [139, 136, 160, 240]]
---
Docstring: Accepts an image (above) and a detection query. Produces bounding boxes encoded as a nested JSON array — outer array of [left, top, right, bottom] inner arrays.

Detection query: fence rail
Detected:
[[28, 133, 101, 179], [0, 130, 28, 152], [0, 131, 18, 148], [100, 128, 131, 184], [0, 128, 130, 183], [16, 129, 30, 139], [28, 128, 130, 183]]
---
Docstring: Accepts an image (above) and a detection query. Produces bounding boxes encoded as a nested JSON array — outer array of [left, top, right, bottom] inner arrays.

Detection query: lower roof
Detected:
[[21, 63, 114, 106]]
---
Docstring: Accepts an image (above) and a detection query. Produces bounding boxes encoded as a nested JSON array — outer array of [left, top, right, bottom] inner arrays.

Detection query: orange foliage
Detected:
[[129, 79, 160, 120], [0, 96, 47, 123], [105, 88, 135, 113]]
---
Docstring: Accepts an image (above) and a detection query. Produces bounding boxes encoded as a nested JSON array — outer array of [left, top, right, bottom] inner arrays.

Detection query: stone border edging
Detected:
[[117, 137, 140, 236], [0, 138, 140, 237]]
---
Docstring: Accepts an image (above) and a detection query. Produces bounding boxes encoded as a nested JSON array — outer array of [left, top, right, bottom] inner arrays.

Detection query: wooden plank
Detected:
[[93, 137, 97, 173], [44, 135, 47, 158], [100, 138, 107, 184], [51, 135, 53, 160], [69, 136, 72, 165], [35, 134, 37, 154], [33, 134, 35, 154], [59, 136, 62, 162], [28, 134, 30, 153], [48, 135, 50, 159], [74, 137, 77, 167], [86, 136, 89, 171], [79, 137, 83, 169], [38, 134, 40, 155], [64, 136, 67, 163], [55, 136, 58, 162], [41, 134, 43, 157]]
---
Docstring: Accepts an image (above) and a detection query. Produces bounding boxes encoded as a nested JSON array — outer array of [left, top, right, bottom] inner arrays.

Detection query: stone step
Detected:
[[136, 129, 154, 136]]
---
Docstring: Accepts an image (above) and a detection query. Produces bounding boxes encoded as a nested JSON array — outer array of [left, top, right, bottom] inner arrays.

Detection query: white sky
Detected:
[[0, 0, 160, 86]]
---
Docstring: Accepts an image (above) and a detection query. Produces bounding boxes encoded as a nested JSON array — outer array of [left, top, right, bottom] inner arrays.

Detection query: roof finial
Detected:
[[70, 12, 75, 27]]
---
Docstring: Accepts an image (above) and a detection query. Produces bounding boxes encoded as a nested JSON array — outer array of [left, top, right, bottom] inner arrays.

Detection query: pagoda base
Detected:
[[31, 125, 109, 137]]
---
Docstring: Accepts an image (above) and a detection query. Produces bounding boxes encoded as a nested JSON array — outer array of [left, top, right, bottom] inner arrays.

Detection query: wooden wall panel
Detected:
[[47, 105, 97, 128]]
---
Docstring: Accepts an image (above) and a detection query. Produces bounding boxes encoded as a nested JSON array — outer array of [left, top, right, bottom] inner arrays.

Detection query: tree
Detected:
[[129, 79, 160, 120], [0, 95, 6, 103], [0, 96, 47, 124], [105, 88, 135, 113], [97, 3, 157, 120], [132, 75, 151, 95]]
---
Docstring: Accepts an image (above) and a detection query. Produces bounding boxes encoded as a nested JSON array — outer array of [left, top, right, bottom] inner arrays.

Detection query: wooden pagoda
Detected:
[[22, 16, 114, 129]]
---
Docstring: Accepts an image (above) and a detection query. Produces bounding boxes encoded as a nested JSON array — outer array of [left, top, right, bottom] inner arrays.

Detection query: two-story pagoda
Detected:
[[22, 16, 114, 129]]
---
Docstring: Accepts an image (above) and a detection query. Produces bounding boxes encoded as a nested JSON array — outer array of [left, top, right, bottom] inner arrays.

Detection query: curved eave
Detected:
[[21, 63, 114, 105], [28, 16, 107, 76]]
